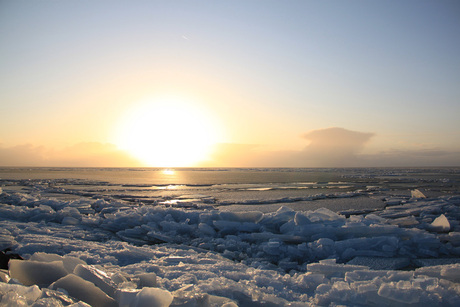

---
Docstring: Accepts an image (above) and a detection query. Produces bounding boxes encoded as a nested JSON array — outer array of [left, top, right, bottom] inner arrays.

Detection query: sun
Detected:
[[114, 96, 220, 167]]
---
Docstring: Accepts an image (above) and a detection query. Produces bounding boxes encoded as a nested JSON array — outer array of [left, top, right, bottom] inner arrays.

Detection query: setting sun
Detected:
[[114, 96, 221, 167]]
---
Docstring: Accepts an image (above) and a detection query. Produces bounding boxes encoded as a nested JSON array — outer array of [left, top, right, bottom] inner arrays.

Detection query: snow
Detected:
[[1, 171, 460, 306]]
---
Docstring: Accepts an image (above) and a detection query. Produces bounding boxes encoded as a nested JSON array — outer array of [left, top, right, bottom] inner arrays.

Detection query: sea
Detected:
[[1, 167, 459, 214]]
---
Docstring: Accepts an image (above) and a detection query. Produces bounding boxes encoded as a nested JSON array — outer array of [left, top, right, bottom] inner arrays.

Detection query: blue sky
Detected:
[[1, 0, 459, 166]]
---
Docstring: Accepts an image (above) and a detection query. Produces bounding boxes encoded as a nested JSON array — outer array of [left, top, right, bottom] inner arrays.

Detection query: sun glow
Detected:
[[162, 169, 175, 175], [114, 96, 221, 167]]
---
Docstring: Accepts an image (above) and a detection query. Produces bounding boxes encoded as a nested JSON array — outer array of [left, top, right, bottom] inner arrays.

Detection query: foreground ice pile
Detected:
[[0, 190, 460, 306], [2, 251, 460, 306]]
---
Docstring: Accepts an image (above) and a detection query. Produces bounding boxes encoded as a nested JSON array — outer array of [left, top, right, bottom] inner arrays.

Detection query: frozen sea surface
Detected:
[[0, 167, 460, 306]]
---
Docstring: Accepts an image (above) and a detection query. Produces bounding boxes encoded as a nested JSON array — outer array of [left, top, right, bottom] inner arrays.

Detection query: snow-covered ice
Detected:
[[0, 167, 459, 306]]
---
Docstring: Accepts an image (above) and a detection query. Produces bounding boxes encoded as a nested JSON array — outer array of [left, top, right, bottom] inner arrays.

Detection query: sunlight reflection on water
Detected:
[[162, 169, 175, 175]]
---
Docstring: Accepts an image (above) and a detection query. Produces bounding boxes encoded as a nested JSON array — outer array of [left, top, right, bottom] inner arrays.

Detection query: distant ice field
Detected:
[[1, 167, 460, 306], [1, 167, 458, 213]]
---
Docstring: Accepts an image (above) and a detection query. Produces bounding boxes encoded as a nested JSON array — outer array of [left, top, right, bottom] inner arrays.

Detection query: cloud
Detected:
[[0, 142, 142, 167], [295, 128, 460, 166], [0, 144, 48, 167], [3, 129, 458, 168], [202, 127, 374, 167], [298, 127, 374, 166], [202, 127, 460, 167]]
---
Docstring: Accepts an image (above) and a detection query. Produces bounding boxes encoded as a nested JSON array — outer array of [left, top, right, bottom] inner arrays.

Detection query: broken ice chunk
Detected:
[[0, 233, 17, 251], [347, 256, 410, 270], [294, 212, 311, 225], [9, 259, 68, 287], [74, 264, 117, 298], [62, 216, 80, 225], [387, 215, 419, 227], [307, 208, 345, 223], [0, 270, 10, 283], [198, 223, 216, 236], [306, 259, 368, 278], [429, 214, 450, 232], [213, 220, 260, 233], [411, 189, 426, 199], [219, 211, 263, 223], [385, 198, 406, 206], [130, 287, 173, 307], [377, 282, 422, 304], [50, 274, 117, 307], [0, 283, 42, 305], [30, 252, 86, 273], [111, 272, 129, 285], [441, 265, 460, 282], [136, 272, 157, 288], [117, 288, 141, 307]]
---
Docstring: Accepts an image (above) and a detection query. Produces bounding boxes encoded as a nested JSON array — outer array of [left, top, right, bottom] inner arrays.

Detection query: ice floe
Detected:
[[0, 182, 459, 305]]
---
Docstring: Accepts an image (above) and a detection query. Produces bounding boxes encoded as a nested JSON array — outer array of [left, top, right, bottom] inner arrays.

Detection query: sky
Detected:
[[1, 0, 459, 167]]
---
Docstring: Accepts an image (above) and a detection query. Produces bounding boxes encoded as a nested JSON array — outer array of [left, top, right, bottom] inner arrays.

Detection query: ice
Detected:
[[213, 220, 260, 233], [39, 288, 79, 305], [0, 271, 10, 283], [74, 264, 117, 298], [0, 231, 17, 251], [9, 259, 68, 287], [347, 256, 411, 270], [1, 171, 460, 305], [389, 215, 419, 226], [385, 197, 406, 206], [29, 253, 86, 273], [62, 216, 80, 225], [129, 287, 173, 307], [50, 274, 117, 307], [305, 207, 346, 222], [306, 259, 368, 278], [430, 214, 451, 232], [441, 265, 460, 283], [411, 189, 427, 199], [197, 222, 216, 236], [117, 288, 141, 307], [377, 282, 422, 304], [219, 211, 263, 223], [0, 283, 42, 305], [412, 258, 460, 267], [415, 264, 460, 283], [136, 272, 157, 287]]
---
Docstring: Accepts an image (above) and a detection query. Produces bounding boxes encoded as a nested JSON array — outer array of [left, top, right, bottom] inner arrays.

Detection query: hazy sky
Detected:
[[1, 0, 459, 167]]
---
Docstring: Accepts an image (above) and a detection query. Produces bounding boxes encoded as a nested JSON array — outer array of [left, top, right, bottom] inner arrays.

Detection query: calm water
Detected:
[[1, 167, 459, 213]]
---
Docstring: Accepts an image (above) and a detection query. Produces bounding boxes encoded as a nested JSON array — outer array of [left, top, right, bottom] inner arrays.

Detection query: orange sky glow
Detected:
[[1, 1, 459, 167]]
